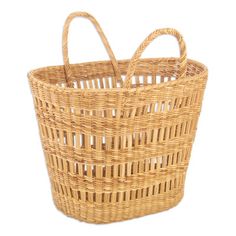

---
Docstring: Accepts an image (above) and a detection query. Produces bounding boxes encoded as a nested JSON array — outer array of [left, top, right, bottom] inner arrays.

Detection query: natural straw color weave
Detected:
[[28, 12, 208, 223]]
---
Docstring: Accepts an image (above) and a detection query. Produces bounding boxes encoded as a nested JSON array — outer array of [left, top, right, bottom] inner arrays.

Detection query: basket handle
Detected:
[[62, 12, 121, 86], [124, 28, 187, 89]]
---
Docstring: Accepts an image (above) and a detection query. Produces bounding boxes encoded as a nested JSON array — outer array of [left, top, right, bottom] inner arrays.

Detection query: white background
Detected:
[[0, 0, 235, 235]]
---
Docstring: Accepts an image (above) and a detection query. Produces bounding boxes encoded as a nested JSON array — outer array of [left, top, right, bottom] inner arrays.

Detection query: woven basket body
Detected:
[[28, 12, 207, 223]]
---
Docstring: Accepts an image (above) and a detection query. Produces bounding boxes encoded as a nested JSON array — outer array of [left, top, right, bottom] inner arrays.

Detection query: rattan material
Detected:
[[28, 12, 208, 223]]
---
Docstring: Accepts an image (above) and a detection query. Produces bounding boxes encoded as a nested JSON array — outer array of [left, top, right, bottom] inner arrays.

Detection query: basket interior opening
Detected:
[[32, 59, 205, 89]]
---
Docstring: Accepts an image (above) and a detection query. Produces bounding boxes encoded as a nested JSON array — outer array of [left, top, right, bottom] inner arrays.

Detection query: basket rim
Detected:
[[28, 57, 208, 93]]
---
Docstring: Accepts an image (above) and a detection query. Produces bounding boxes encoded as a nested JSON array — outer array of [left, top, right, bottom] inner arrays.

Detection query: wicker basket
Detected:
[[28, 12, 208, 223]]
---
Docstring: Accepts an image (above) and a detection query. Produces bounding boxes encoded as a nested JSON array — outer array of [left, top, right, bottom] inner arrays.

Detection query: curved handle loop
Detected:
[[124, 28, 187, 89], [62, 12, 121, 86]]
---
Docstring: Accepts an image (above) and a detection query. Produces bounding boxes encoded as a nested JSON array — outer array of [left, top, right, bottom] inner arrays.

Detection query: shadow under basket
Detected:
[[28, 12, 208, 223]]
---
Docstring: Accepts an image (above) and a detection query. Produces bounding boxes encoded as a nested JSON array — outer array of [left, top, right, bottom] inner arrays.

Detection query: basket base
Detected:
[[51, 189, 184, 224]]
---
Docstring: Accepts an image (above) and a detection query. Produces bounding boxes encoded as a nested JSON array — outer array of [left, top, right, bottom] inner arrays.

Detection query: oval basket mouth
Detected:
[[28, 58, 208, 93]]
